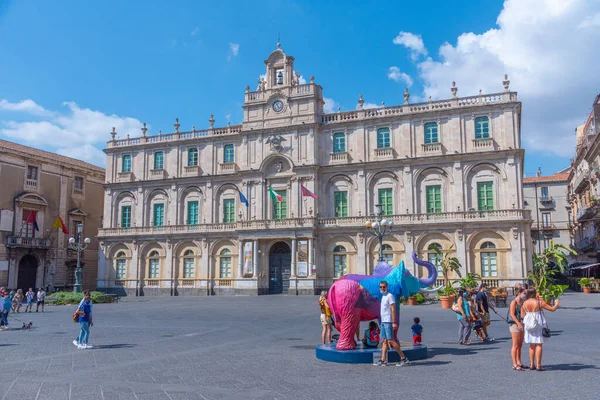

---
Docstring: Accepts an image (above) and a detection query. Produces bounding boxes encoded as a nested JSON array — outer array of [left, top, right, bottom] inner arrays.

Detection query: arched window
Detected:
[[154, 151, 164, 170], [183, 249, 195, 278], [122, 155, 132, 173], [220, 249, 232, 278], [475, 116, 490, 139], [224, 144, 234, 163], [148, 251, 160, 278], [427, 243, 443, 274], [333, 245, 347, 277], [333, 132, 346, 153], [480, 242, 497, 277], [382, 244, 394, 265], [115, 251, 126, 279], [424, 122, 439, 144], [188, 148, 198, 166], [377, 127, 390, 149]]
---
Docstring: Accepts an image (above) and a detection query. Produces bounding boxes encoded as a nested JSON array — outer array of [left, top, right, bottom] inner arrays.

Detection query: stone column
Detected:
[[253, 240, 258, 278], [308, 238, 313, 277], [238, 240, 244, 278], [291, 239, 297, 277]]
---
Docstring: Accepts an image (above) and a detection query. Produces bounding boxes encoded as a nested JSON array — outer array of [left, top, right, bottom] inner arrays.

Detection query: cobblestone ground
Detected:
[[0, 292, 598, 400]]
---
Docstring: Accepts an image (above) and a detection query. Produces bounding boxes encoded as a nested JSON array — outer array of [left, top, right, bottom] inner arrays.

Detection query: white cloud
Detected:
[[0, 99, 143, 166], [323, 97, 338, 113], [393, 31, 427, 60], [228, 43, 240, 61], [387, 66, 413, 87], [363, 102, 379, 109], [0, 99, 54, 117], [190, 27, 199, 36], [225, 113, 231, 121], [397, 0, 600, 158]]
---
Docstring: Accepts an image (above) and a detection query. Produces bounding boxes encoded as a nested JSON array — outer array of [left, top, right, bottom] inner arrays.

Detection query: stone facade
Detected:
[[97, 44, 532, 296], [568, 94, 600, 262], [523, 169, 572, 254], [0, 140, 104, 291]]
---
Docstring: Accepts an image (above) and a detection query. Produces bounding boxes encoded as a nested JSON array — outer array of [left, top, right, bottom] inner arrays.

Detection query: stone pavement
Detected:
[[0, 292, 598, 400]]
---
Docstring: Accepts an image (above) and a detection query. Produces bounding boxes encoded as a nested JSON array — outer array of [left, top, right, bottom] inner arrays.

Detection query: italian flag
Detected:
[[269, 187, 283, 202]]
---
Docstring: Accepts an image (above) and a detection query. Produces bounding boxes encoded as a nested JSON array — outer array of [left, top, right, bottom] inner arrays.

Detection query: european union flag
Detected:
[[238, 189, 249, 207]]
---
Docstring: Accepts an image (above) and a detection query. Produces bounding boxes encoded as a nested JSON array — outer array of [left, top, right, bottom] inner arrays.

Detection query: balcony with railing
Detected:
[[421, 142, 442, 155], [374, 147, 394, 159], [577, 205, 598, 222], [472, 138, 494, 150], [184, 165, 201, 177], [5, 236, 51, 249], [150, 169, 167, 180], [25, 179, 38, 190], [573, 170, 590, 193], [330, 152, 350, 164], [219, 162, 238, 173], [117, 172, 134, 182]]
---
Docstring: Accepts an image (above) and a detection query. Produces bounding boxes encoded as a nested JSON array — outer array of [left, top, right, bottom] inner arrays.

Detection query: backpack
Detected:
[[369, 329, 380, 343], [523, 304, 539, 332]]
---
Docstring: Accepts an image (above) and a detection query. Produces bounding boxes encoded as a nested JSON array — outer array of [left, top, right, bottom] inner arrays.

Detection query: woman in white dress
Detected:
[[520, 288, 559, 371]]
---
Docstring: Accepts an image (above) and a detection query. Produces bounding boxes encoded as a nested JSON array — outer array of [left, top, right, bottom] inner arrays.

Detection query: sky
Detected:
[[1, 0, 599, 176]]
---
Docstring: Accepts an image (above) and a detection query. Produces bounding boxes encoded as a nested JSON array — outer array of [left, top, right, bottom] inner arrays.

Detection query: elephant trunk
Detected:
[[412, 251, 438, 288]]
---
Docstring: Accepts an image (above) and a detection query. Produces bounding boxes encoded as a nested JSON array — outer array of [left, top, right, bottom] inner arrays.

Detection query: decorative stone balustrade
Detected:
[[108, 125, 242, 149], [25, 179, 38, 189], [150, 169, 166, 179], [219, 163, 237, 173], [184, 165, 201, 176], [374, 147, 394, 159], [472, 138, 494, 150], [330, 152, 350, 163], [5, 236, 52, 249], [117, 172, 133, 182], [421, 142, 442, 154]]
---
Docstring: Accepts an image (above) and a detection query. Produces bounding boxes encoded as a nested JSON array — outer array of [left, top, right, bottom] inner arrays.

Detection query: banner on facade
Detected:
[[297, 261, 308, 277], [243, 242, 253, 276]]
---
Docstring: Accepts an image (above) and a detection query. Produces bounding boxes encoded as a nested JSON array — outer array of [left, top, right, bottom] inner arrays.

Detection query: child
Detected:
[[318, 291, 332, 344], [2, 292, 11, 330], [472, 313, 486, 341], [411, 317, 423, 345], [25, 288, 34, 313], [362, 321, 380, 348]]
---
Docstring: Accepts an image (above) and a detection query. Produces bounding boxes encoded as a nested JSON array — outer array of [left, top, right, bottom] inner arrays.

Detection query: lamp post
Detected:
[[68, 224, 91, 293], [365, 204, 393, 262]]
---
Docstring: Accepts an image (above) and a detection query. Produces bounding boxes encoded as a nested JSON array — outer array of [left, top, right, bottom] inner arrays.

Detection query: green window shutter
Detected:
[[378, 188, 393, 216], [273, 191, 287, 220], [333, 133, 346, 153], [188, 148, 198, 166], [424, 122, 438, 144], [377, 128, 390, 149], [426, 185, 442, 213], [223, 199, 235, 223], [187, 201, 199, 225], [116, 260, 126, 279], [153, 204, 164, 226], [475, 117, 490, 139], [149, 259, 159, 278], [183, 258, 194, 278], [477, 182, 494, 211], [122, 155, 131, 172], [224, 144, 234, 163], [154, 152, 164, 169], [334, 191, 348, 217], [121, 206, 131, 228]]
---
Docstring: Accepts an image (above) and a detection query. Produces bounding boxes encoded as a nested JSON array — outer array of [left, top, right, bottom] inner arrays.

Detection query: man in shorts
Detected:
[[476, 284, 496, 341], [36, 288, 46, 312], [374, 281, 410, 367]]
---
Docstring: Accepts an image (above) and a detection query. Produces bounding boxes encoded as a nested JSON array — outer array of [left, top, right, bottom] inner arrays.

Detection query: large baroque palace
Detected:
[[97, 44, 532, 296]]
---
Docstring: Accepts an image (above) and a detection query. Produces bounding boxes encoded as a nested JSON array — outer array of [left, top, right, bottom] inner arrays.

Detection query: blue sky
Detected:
[[1, 0, 599, 175]]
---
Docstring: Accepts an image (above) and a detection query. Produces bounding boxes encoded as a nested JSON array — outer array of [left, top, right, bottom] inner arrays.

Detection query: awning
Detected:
[[570, 263, 600, 270]]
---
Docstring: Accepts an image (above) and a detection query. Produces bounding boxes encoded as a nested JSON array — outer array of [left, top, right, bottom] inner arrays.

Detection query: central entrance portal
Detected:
[[269, 242, 291, 294], [18, 254, 38, 291]]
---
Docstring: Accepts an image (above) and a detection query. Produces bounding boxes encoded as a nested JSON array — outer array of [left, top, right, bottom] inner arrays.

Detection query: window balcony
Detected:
[[421, 142, 442, 155], [472, 138, 494, 150], [150, 169, 167, 180], [25, 179, 38, 190], [330, 152, 350, 164], [184, 165, 201, 177], [219, 162, 238, 173], [573, 170, 589, 193], [73, 188, 84, 196], [5, 236, 51, 249], [374, 147, 394, 159], [117, 172, 134, 182]]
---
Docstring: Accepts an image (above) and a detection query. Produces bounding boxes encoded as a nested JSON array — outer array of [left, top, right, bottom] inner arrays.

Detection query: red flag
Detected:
[[25, 211, 39, 231], [301, 184, 317, 199]]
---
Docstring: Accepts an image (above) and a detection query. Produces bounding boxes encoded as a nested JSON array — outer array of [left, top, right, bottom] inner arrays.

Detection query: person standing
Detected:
[[12, 289, 23, 313], [476, 284, 496, 341], [456, 289, 472, 345], [508, 287, 527, 370], [1, 292, 11, 330], [521, 289, 559, 371], [24, 288, 34, 313], [374, 281, 410, 366], [36, 288, 46, 312], [73, 292, 93, 349], [318, 291, 332, 344]]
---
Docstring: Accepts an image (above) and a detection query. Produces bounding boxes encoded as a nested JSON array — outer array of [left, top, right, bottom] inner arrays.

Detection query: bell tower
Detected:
[[242, 43, 324, 130]]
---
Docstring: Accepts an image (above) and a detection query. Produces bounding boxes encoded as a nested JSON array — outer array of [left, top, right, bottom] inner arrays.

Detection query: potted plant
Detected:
[[457, 272, 481, 289], [528, 240, 576, 301], [430, 244, 462, 309], [579, 277, 592, 294]]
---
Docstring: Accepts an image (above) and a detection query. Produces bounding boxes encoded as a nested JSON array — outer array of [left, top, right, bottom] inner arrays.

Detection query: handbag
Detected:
[[451, 301, 461, 313], [539, 299, 551, 338]]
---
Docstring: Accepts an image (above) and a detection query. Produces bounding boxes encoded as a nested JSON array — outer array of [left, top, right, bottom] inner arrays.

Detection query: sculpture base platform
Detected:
[[316, 342, 428, 364]]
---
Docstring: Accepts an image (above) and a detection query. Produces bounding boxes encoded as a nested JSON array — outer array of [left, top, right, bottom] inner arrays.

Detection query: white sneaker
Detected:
[[72, 340, 78, 347], [397, 358, 411, 366], [84, 344, 93, 349], [77, 344, 85, 349]]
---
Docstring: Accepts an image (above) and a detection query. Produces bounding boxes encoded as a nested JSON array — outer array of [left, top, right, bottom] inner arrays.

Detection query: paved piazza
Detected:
[[0, 293, 598, 400]]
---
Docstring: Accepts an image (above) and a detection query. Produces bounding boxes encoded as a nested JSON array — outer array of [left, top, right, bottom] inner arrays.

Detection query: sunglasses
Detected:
[[379, 285, 387, 288]]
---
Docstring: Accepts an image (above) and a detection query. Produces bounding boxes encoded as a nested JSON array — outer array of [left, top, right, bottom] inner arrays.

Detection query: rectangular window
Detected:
[[188, 148, 198, 166], [426, 185, 442, 214], [568, 210, 573, 224], [154, 152, 164, 169], [475, 116, 490, 139], [334, 255, 347, 278], [220, 257, 232, 278], [333, 133, 346, 153], [72, 221, 82, 240], [477, 182, 494, 211], [121, 206, 131, 228], [223, 199, 235, 223], [74, 176, 84, 190], [424, 122, 439, 144], [541, 212, 551, 228], [481, 252, 497, 277], [122, 155, 132, 172], [378, 188, 393, 216], [183, 258, 194, 278], [116, 259, 126, 279], [377, 128, 391, 149], [273, 191, 288, 220], [187, 201, 199, 225], [224, 144, 234, 163], [541, 186, 549, 200], [27, 166, 38, 180], [149, 259, 159, 278], [428, 253, 443, 274], [21, 210, 36, 238], [153, 203, 165, 227], [543, 238, 550, 250], [334, 191, 348, 217]]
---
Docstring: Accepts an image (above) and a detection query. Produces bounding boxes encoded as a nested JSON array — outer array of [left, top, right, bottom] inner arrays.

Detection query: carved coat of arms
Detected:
[[266, 135, 286, 152]]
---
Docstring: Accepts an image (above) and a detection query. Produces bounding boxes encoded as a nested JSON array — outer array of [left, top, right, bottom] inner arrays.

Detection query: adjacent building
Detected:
[[523, 168, 571, 254], [0, 140, 104, 291], [568, 94, 600, 262], [97, 44, 532, 296]]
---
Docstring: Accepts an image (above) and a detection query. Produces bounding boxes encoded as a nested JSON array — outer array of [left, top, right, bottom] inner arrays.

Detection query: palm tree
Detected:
[[429, 244, 462, 286]]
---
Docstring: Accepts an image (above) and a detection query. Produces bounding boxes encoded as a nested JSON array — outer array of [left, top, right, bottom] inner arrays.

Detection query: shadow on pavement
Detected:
[[412, 360, 452, 366], [428, 346, 500, 357], [94, 344, 136, 349], [547, 363, 600, 371]]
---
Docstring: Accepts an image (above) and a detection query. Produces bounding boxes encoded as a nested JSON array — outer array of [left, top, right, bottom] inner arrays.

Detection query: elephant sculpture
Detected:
[[327, 252, 438, 350]]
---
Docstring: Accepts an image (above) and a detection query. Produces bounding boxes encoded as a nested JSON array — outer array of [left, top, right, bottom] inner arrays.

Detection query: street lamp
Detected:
[[68, 224, 91, 293], [365, 204, 394, 262]]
